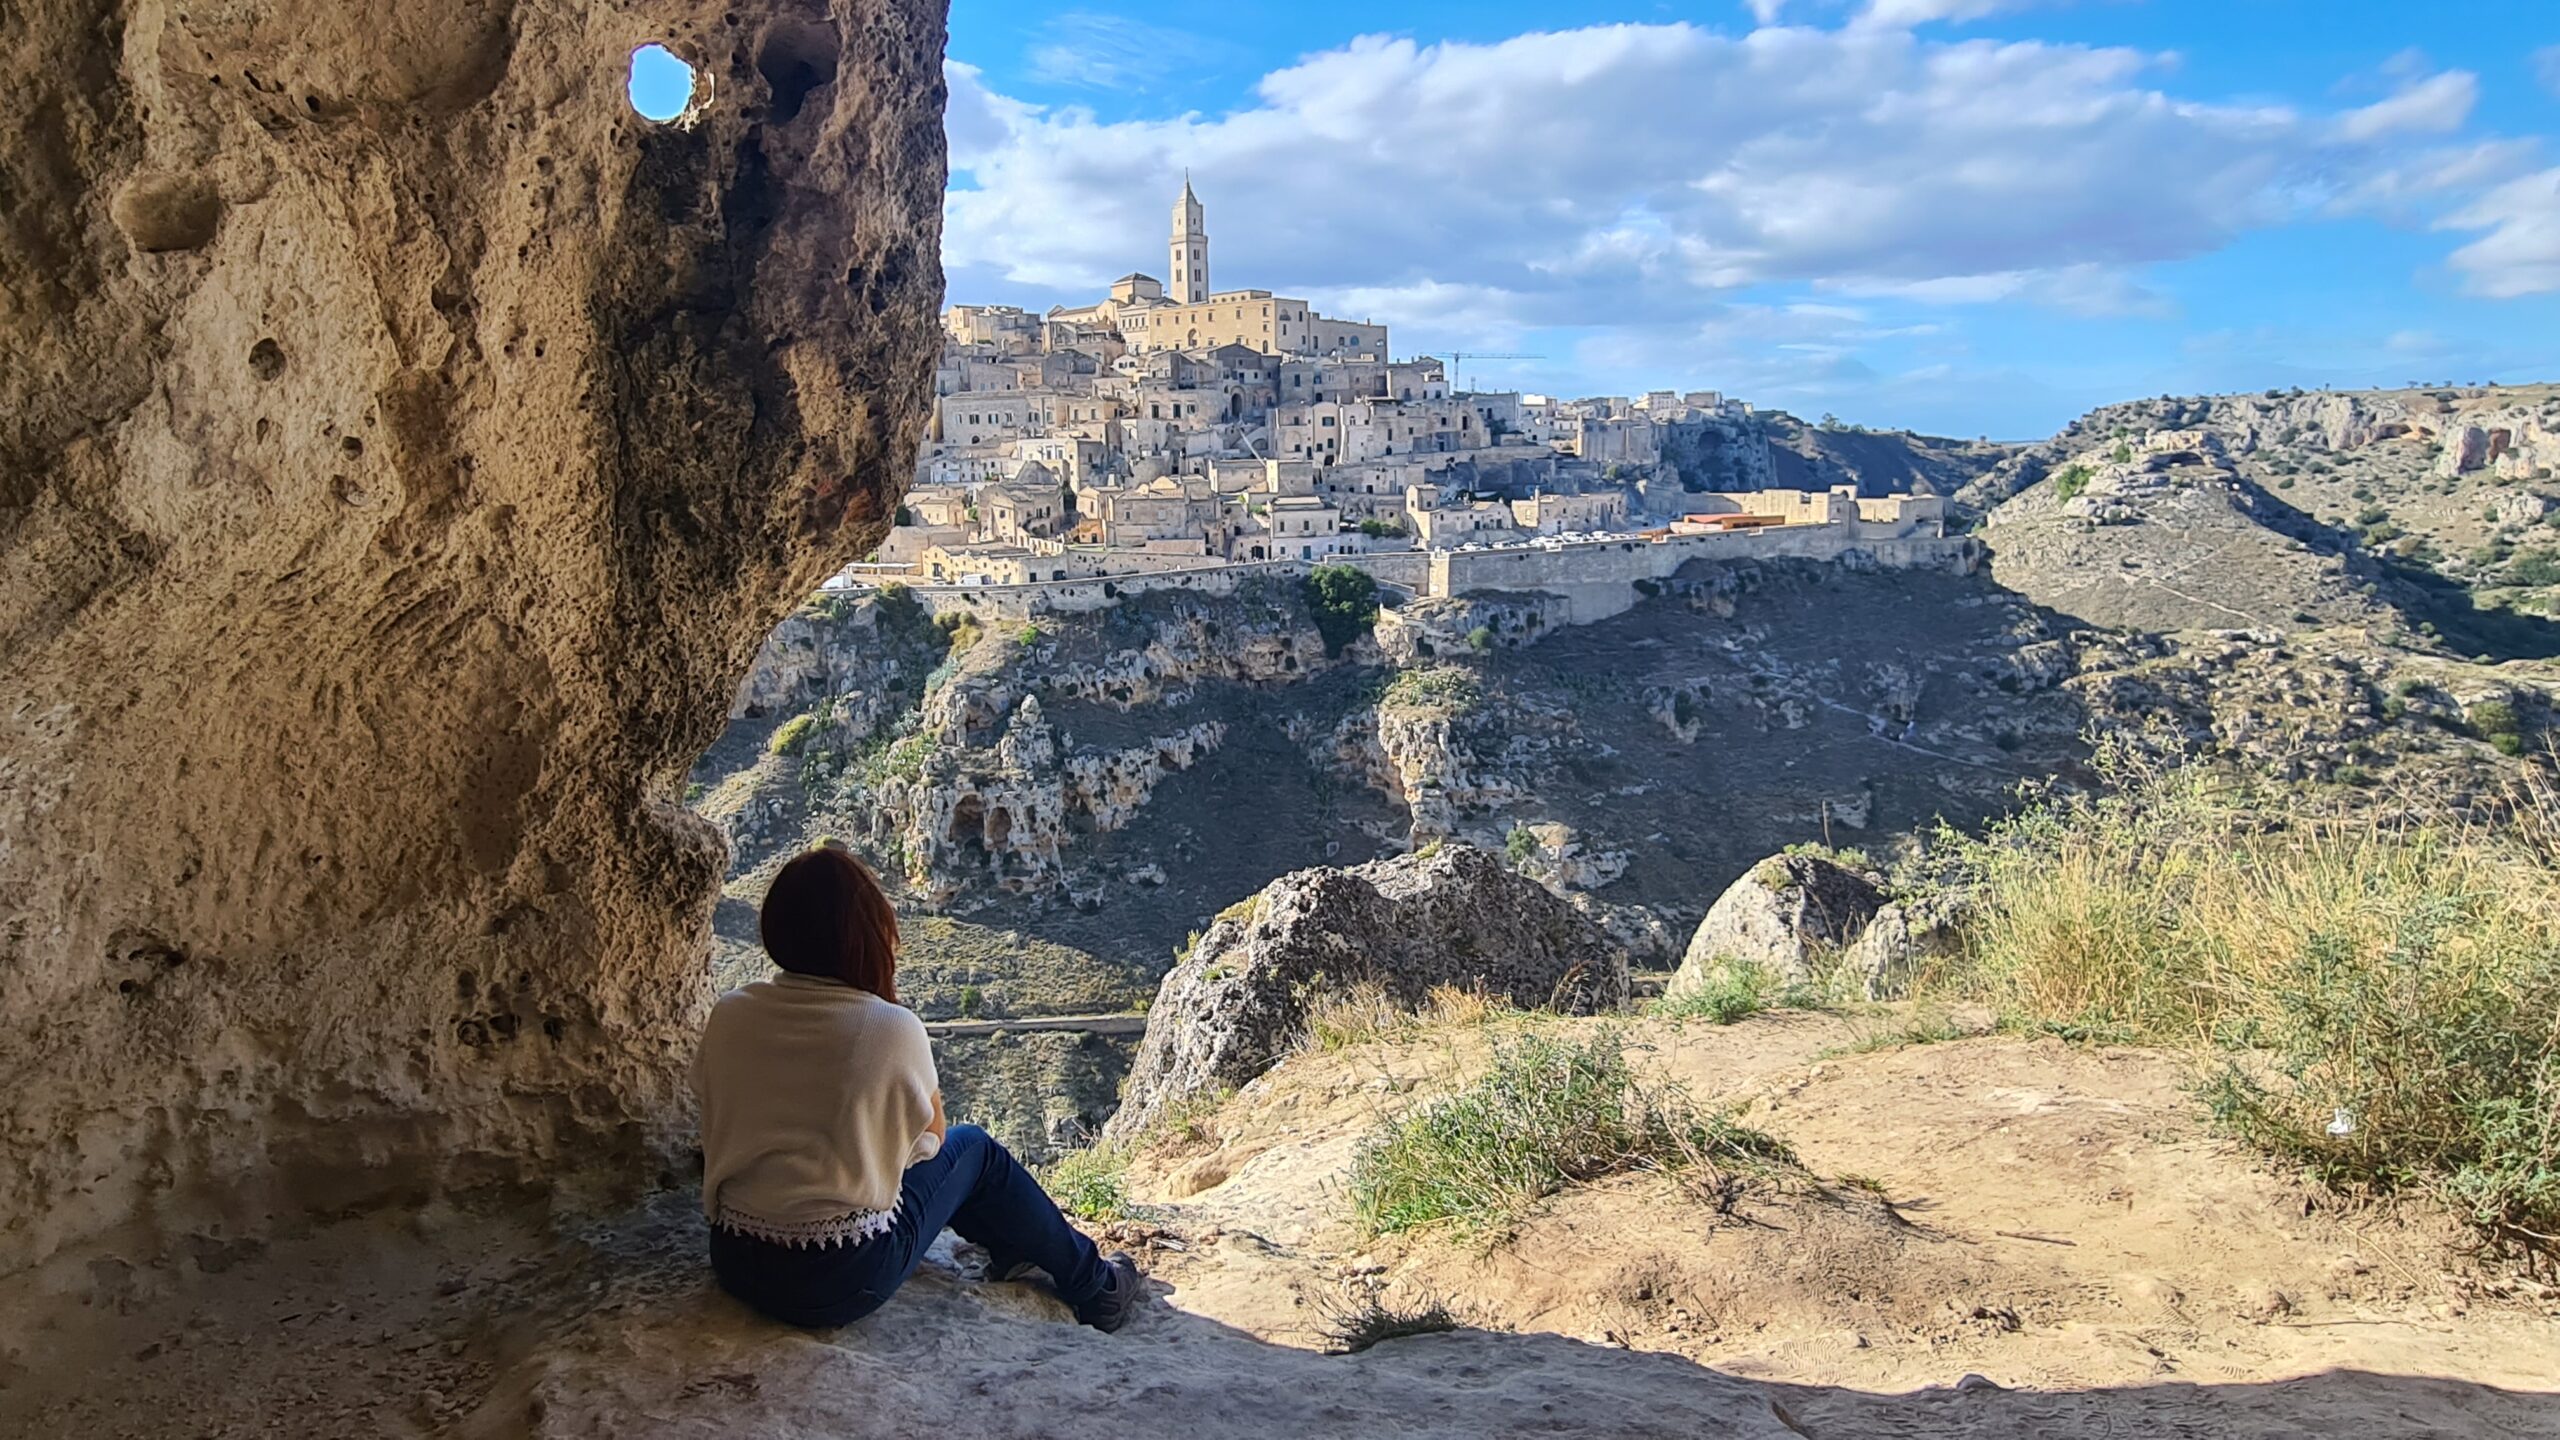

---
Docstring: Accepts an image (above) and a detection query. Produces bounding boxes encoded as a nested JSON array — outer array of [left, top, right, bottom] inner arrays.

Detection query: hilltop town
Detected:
[[870, 181, 1948, 604]]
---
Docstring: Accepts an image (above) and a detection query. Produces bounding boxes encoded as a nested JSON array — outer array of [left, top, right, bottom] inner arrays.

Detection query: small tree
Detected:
[[1304, 565, 1381, 657]]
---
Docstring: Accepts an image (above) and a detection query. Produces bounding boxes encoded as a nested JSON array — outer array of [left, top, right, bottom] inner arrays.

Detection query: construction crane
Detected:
[[1442, 352, 1545, 394]]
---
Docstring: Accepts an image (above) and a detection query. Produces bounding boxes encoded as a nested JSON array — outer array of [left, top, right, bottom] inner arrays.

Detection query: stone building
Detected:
[[1412, 499, 1520, 547], [1068, 181, 1388, 361], [1101, 475, 1219, 549], [1267, 495, 1349, 560], [1510, 489, 1629, 535], [982, 474, 1068, 542]]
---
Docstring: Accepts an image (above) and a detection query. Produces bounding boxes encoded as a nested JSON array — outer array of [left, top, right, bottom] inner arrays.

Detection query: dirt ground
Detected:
[[3, 1012, 2553, 1438]]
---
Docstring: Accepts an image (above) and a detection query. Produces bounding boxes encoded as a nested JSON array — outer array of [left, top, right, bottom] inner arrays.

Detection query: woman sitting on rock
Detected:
[[692, 842, 1142, 1331]]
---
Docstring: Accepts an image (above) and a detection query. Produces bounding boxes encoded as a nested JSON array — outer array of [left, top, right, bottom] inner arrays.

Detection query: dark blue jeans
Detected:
[[708, 1124, 1107, 1328]]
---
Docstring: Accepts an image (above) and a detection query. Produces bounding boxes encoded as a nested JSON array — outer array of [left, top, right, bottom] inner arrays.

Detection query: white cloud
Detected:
[[2440, 167, 2560, 298], [1744, 0, 1793, 23], [942, 18, 2551, 424], [2533, 45, 2560, 99], [944, 23, 2335, 327], [2328, 137, 2541, 217], [1855, 0, 2049, 30], [1022, 12, 1232, 92], [1825, 263, 2171, 318], [2334, 70, 2477, 143]]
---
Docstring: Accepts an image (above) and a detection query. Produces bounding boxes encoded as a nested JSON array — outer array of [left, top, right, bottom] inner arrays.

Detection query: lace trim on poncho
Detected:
[[713, 1201, 899, 1249]]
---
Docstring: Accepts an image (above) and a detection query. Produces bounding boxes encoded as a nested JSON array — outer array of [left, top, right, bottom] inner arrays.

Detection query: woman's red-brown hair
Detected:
[[759, 843, 900, 1002]]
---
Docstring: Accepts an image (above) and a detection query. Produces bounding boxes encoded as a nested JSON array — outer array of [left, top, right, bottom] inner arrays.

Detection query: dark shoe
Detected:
[[1074, 1252, 1143, 1333], [981, 1249, 1040, 1283]]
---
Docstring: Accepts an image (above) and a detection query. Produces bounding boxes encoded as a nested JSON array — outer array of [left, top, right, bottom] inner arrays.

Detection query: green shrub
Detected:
[[1922, 743, 2560, 1257], [2505, 550, 2560, 587], [1037, 1144, 1130, 1222], [1304, 565, 1380, 657], [1652, 961, 1775, 1025], [1344, 1029, 1794, 1238], [2110, 443, 2133, 464], [2052, 464, 2092, 502], [856, 732, 933, 787], [2466, 700, 2521, 737], [1466, 625, 1495, 652], [1382, 665, 1482, 714], [1504, 824, 1537, 865], [768, 713, 819, 757]]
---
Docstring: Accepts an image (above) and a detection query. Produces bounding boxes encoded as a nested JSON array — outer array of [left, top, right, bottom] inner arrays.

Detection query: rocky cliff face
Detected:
[[0, 0, 948, 1276]]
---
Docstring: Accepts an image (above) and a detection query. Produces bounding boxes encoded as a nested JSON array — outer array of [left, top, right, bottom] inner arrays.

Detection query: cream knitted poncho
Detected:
[[692, 974, 943, 1248]]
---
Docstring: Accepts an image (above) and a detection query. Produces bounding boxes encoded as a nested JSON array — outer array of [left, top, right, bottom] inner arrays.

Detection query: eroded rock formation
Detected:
[[1666, 852, 1885, 997], [1108, 844, 1631, 1140], [0, 0, 947, 1276]]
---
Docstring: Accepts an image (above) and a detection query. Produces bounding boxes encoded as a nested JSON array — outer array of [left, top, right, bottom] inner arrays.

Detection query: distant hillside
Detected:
[[1757, 411, 2018, 498], [1964, 384, 2560, 660]]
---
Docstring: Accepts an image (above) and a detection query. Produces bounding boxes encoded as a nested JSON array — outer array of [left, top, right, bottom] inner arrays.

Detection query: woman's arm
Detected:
[[926, 1089, 948, 1141]]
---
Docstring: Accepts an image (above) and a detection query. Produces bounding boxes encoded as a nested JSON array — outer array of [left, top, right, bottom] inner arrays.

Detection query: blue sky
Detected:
[[701, 2, 2560, 439]]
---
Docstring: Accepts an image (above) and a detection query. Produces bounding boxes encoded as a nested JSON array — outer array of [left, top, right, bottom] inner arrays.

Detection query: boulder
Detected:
[[2437, 425, 2493, 477], [1841, 892, 1972, 1000], [1666, 854, 1885, 997], [1107, 844, 1630, 1139]]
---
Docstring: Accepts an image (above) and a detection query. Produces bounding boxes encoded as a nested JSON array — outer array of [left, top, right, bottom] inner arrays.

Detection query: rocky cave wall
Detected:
[[0, 0, 946, 1277]]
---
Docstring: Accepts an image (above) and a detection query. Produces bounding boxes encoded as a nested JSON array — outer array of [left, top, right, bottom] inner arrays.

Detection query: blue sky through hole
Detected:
[[627, 44, 694, 121], [938, 0, 2560, 439]]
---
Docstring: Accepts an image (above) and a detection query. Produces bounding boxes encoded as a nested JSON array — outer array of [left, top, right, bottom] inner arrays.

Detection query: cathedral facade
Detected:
[[1046, 181, 1389, 361]]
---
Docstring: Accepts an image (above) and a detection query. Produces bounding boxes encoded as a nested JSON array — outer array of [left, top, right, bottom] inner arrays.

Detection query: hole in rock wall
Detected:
[[626, 43, 698, 122], [755, 20, 841, 123]]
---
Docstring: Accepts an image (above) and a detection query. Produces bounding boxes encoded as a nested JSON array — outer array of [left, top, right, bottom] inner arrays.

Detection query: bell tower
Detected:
[[1170, 174, 1207, 305]]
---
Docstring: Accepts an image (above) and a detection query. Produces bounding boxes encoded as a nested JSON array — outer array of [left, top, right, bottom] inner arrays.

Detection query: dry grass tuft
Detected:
[[1312, 1282, 1461, 1354], [1921, 737, 2560, 1263], [1301, 981, 1511, 1054]]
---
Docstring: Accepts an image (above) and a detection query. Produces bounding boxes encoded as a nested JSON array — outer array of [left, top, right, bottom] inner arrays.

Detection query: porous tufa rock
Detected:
[[1108, 843, 1631, 1140], [0, 0, 948, 1275], [110, 172, 224, 252], [1666, 853, 1885, 997]]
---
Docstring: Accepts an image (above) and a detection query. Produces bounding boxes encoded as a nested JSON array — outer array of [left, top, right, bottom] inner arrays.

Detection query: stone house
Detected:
[[1267, 495, 1349, 560], [1509, 489, 1629, 535], [982, 474, 1067, 542]]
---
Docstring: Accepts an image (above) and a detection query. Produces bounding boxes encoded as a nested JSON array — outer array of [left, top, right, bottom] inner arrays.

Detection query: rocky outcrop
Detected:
[[1373, 591, 1569, 663], [1666, 854, 1885, 996], [0, 0, 948, 1275], [1108, 845, 1631, 1139], [1841, 893, 1971, 1001], [2437, 424, 2495, 478], [880, 709, 1230, 903]]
